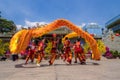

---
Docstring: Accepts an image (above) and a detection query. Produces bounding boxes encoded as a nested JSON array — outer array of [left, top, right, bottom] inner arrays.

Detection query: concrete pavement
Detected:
[[0, 57, 120, 80]]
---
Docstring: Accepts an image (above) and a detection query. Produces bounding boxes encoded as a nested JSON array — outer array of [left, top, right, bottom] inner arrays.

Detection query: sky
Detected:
[[0, 0, 120, 34]]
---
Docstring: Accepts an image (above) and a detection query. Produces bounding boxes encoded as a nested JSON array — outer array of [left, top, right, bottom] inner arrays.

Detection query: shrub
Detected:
[[0, 39, 9, 56], [114, 50, 119, 57]]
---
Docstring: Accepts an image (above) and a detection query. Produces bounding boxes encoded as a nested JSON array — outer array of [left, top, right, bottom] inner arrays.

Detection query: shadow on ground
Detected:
[[15, 62, 99, 68], [54, 62, 99, 66]]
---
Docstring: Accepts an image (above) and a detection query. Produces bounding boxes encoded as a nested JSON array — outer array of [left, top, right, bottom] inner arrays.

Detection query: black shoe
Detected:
[[81, 62, 86, 65], [69, 60, 72, 64], [49, 61, 52, 65], [74, 61, 77, 63]]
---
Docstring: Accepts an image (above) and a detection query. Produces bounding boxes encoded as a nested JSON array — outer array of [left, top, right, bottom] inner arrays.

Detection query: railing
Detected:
[[0, 33, 13, 37]]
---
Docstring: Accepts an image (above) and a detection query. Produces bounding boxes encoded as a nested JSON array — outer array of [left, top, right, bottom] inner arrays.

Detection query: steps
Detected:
[[102, 34, 120, 52]]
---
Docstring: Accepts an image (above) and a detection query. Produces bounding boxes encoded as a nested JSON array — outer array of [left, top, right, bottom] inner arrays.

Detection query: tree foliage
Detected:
[[0, 18, 16, 33]]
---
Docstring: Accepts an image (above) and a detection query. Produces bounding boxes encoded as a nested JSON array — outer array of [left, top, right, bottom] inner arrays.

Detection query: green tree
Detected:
[[0, 18, 16, 33]]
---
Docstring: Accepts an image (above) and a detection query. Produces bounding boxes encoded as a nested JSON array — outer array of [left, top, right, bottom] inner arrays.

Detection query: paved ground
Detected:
[[0, 57, 120, 80]]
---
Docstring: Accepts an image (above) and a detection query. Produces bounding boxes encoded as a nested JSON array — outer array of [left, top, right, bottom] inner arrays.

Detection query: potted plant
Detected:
[[110, 50, 115, 59], [112, 50, 118, 59], [118, 52, 120, 59]]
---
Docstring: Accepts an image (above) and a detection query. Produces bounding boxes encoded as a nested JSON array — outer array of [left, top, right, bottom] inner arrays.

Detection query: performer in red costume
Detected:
[[63, 37, 72, 64], [73, 41, 77, 63], [24, 42, 35, 65], [49, 38, 58, 65], [36, 38, 45, 66], [74, 38, 86, 64]]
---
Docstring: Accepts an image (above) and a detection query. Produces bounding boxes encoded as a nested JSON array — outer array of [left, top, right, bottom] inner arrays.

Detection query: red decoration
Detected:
[[53, 33, 57, 37], [115, 33, 120, 36]]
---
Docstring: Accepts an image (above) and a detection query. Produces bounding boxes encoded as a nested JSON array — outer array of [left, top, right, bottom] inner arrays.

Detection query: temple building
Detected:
[[44, 26, 72, 38]]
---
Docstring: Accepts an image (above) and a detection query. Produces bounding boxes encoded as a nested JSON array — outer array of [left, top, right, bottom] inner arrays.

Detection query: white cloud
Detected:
[[16, 25, 22, 30], [76, 23, 86, 30], [81, 23, 86, 28], [25, 20, 48, 27], [16, 20, 49, 30], [16, 21, 100, 30], [87, 23, 101, 29], [88, 23, 97, 25]]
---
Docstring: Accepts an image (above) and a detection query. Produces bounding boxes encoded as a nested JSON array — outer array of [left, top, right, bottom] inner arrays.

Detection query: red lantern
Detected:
[[115, 33, 120, 36], [53, 33, 56, 37]]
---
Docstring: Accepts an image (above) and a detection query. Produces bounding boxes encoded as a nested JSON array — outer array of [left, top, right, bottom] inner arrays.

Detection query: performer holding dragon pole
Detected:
[[36, 38, 45, 66], [63, 37, 72, 64], [49, 38, 58, 65], [74, 38, 86, 64], [24, 41, 36, 65]]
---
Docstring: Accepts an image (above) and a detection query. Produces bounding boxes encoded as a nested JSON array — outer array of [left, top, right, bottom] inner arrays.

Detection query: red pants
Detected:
[[64, 48, 72, 64], [75, 52, 86, 63], [49, 48, 57, 65], [25, 53, 34, 64], [37, 50, 44, 64], [74, 47, 86, 63]]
